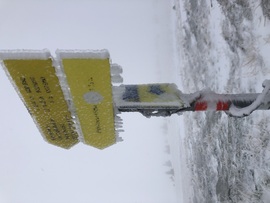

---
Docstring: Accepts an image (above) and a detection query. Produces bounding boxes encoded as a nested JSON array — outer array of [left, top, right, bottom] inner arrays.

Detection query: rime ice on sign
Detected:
[[56, 49, 117, 149], [0, 50, 79, 149]]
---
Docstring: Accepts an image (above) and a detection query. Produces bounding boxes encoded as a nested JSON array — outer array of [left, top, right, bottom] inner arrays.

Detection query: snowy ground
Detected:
[[164, 0, 270, 202]]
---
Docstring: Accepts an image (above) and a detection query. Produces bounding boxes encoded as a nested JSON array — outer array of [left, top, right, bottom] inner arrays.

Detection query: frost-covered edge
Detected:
[[56, 49, 110, 59], [54, 50, 85, 143], [110, 63, 124, 143], [0, 49, 51, 60]]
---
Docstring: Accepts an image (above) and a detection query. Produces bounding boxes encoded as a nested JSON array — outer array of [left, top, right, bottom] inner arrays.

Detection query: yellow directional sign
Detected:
[[58, 51, 116, 149], [1, 52, 79, 149]]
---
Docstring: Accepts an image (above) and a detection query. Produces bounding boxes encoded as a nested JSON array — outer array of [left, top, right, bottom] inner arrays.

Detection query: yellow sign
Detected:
[[2, 57, 79, 149], [60, 56, 116, 149]]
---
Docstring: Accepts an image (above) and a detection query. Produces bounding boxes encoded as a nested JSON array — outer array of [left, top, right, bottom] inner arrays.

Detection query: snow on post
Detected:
[[228, 80, 270, 117]]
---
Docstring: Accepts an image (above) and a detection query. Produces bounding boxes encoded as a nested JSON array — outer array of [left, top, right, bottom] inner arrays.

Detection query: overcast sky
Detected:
[[0, 0, 178, 203]]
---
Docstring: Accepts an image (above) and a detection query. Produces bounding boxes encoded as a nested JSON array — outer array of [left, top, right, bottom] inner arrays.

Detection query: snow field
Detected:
[[172, 0, 270, 202]]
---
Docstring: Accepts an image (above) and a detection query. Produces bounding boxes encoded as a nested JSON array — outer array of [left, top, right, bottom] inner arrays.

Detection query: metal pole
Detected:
[[116, 84, 270, 117]]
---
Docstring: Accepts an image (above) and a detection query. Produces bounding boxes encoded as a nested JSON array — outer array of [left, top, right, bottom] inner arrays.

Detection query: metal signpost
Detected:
[[1, 49, 269, 149]]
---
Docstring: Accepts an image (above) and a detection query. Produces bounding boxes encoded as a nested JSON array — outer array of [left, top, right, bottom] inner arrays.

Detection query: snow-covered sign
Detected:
[[56, 50, 119, 149], [0, 50, 79, 149], [1, 49, 269, 149], [0, 49, 121, 149]]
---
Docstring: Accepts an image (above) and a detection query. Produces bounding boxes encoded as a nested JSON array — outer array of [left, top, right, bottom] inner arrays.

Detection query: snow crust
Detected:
[[111, 75, 123, 83], [56, 49, 110, 59], [110, 63, 123, 75], [110, 64, 123, 85], [0, 49, 50, 60]]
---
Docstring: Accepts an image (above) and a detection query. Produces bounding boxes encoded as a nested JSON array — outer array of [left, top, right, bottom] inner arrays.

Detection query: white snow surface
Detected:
[[169, 0, 270, 202]]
